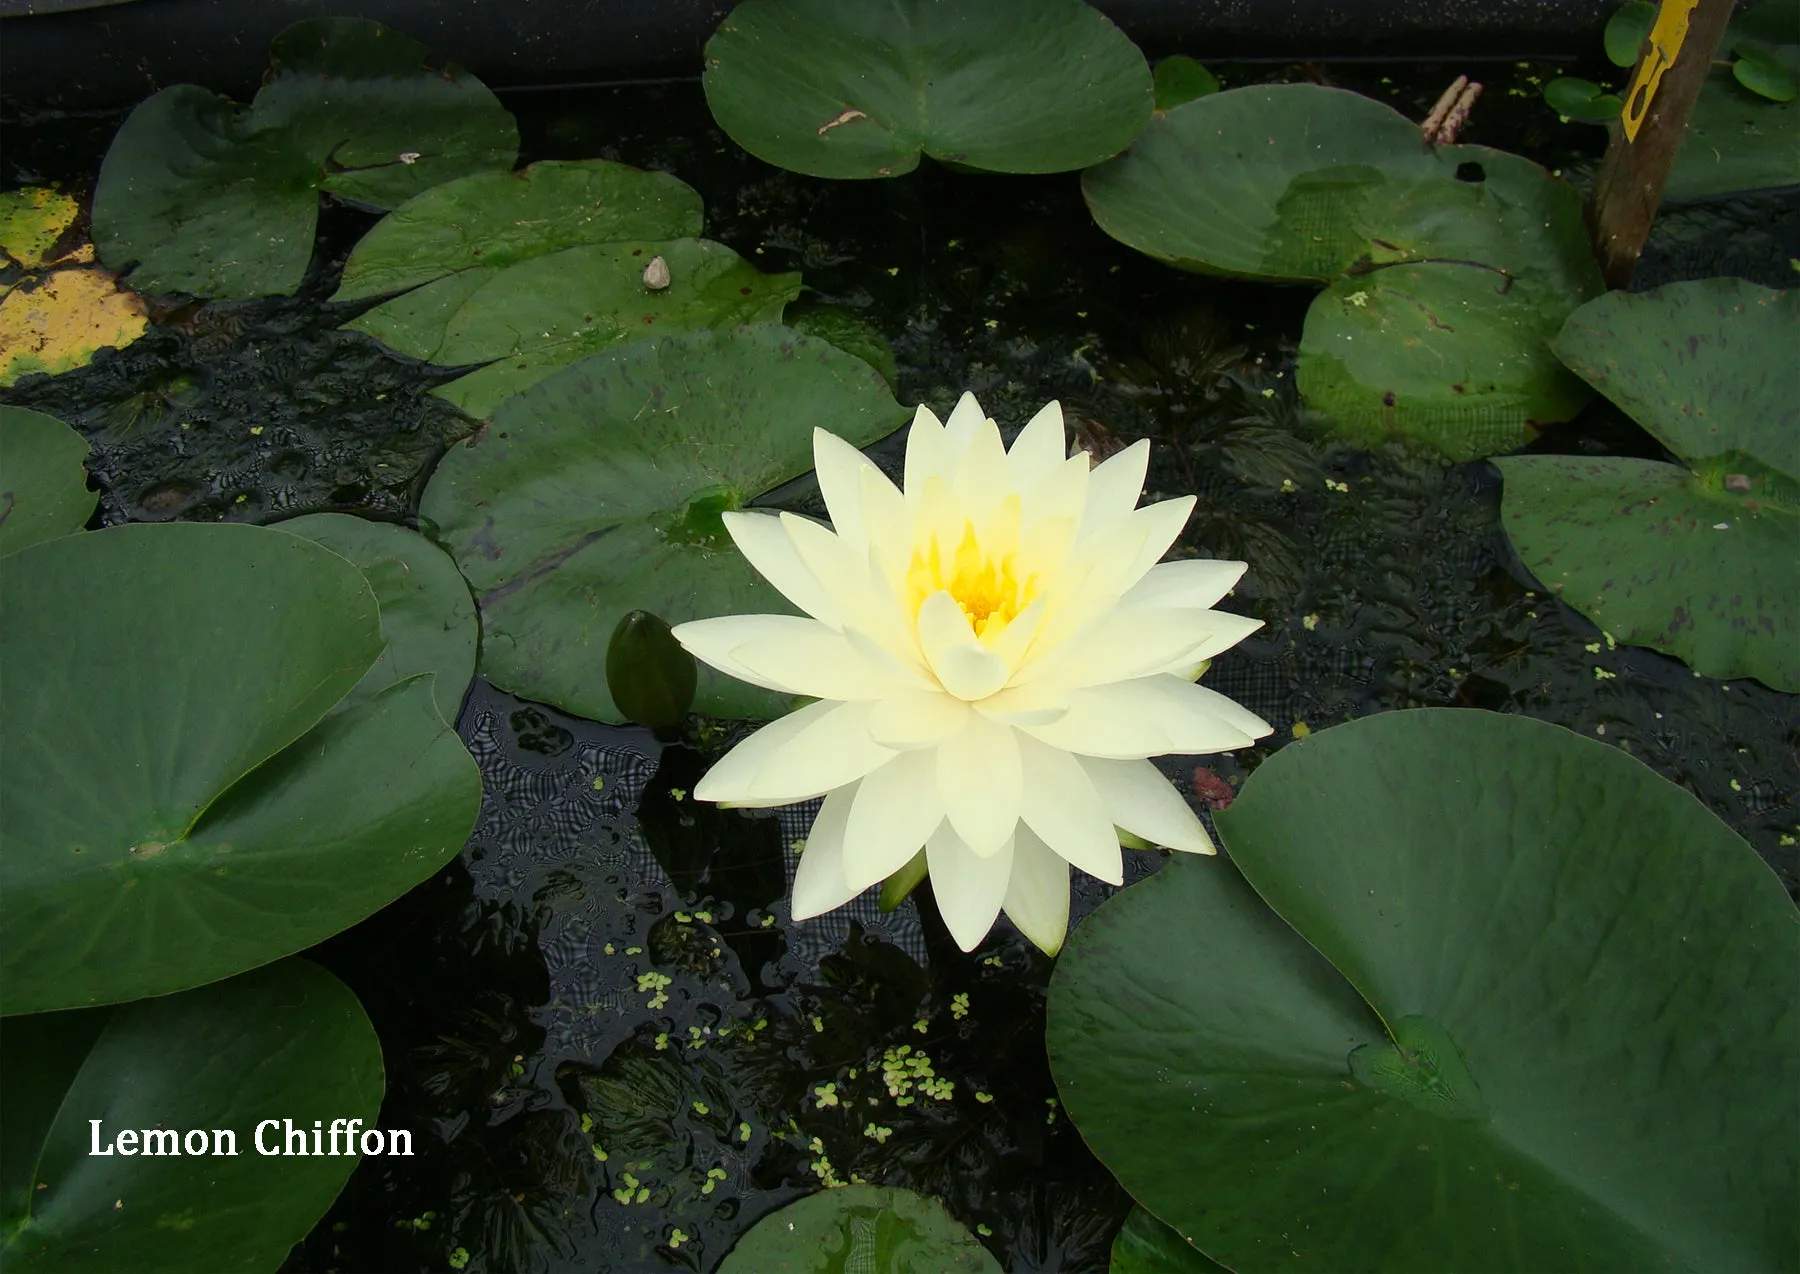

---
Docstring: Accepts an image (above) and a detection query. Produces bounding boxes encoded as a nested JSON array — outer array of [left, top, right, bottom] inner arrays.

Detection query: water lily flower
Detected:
[[671, 392, 1271, 954]]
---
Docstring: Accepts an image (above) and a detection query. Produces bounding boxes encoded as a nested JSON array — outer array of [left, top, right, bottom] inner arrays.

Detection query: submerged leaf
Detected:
[[718, 1185, 1001, 1272]]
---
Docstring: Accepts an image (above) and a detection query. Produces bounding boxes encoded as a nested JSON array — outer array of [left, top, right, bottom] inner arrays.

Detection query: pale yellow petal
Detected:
[[1143, 610, 1264, 676], [696, 699, 894, 804], [790, 784, 862, 919], [1021, 676, 1261, 759], [917, 590, 1012, 700], [842, 749, 944, 894], [925, 821, 1014, 952], [1017, 733, 1123, 884], [868, 688, 970, 749], [674, 614, 839, 692], [1027, 607, 1256, 689], [1020, 452, 1089, 530], [971, 679, 1069, 726], [1082, 438, 1150, 532], [936, 709, 1021, 857], [1118, 496, 1197, 591], [730, 625, 900, 701], [859, 463, 912, 581], [723, 510, 841, 627], [904, 402, 952, 499], [1121, 558, 1247, 612], [1007, 400, 1066, 495], [943, 390, 989, 452], [1002, 825, 1072, 955], [812, 428, 877, 555], [1078, 756, 1215, 853], [955, 413, 1011, 522]]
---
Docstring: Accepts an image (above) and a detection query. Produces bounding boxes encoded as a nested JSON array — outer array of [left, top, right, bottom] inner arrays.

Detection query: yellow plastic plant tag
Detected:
[[1620, 0, 1699, 140]]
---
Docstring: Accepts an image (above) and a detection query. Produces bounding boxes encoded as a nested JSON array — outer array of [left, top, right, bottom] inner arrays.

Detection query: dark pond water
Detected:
[[3, 59, 1796, 1274]]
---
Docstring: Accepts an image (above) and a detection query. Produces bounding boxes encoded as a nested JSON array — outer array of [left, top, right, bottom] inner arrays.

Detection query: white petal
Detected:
[[782, 511, 895, 643], [695, 699, 895, 803], [937, 709, 1021, 857], [674, 614, 834, 693], [972, 680, 1069, 727], [859, 463, 912, 582], [1079, 756, 1215, 853], [1179, 681, 1275, 741], [790, 785, 863, 919], [730, 626, 899, 701], [812, 429, 877, 555], [1121, 558, 1247, 612], [1003, 825, 1073, 955], [868, 688, 971, 749], [1082, 438, 1150, 532], [1007, 401, 1066, 495], [842, 750, 944, 894], [917, 591, 1012, 701], [1017, 733, 1123, 884], [926, 821, 1014, 952], [1022, 676, 1262, 759], [1020, 452, 1089, 529], [722, 511, 841, 627]]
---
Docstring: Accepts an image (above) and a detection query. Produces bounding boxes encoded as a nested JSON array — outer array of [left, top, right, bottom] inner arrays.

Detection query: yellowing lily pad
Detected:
[[0, 187, 80, 270], [0, 266, 148, 387]]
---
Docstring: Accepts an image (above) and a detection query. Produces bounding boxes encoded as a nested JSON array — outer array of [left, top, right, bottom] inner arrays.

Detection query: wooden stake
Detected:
[[1587, 0, 1738, 288]]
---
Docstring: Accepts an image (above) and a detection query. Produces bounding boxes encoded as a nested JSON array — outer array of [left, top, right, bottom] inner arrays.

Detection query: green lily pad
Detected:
[[1152, 56, 1221, 113], [0, 406, 95, 556], [718, 1185, 1001, 1273], [332, 159, 705, 304], [701, 0, 1151, 179], [1734, 41, 1800, 101], [783, 300, 899, 388], [1496, 455, 1798, 689], [1552, 280, 1798, 475], [1604, 2, 1656, 67], [349, 237, 801, 419], [0, 522, 481, 1014], [1667, 71, 1800, 199], [1, 959, 381, 1272], [1544, 75, 1623, 121], [421, 324, 909, 723], [1110, 1208, 1229, 1274], [1083, 85, 1601, 459], [93, 18, 518, 299], [1049, 709, 1799, 1274], [1494, 280, 1800, 689], [276, 513, 480, 720]]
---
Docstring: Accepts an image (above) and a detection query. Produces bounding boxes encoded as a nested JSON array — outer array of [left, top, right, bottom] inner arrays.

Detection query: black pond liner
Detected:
[[3, 61, 1796, 1274]]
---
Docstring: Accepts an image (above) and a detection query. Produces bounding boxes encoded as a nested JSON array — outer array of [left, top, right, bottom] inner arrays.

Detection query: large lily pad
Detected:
[[421, 324, 909, 722], [0, 406, 95, 556], [93, 18, 518, 299], [332, 159, 704, 304], [0, 522, 481, 1014], [1551, 279, 1798, 475], [350, 237, 801, 419], [1110, 1209, 1228, 1274], [0, 959, 381, 1272], [1048, 710, 1798, 1273], [1497, 456, 1798, 689], [276, 513, 480, 719], [1668, 71, 1800, 200], [701, 0, 1151, 179], [1496, 281, 1800, 690], [718, 1185, 1001, 1273], [1082, 84, 1602, 459]]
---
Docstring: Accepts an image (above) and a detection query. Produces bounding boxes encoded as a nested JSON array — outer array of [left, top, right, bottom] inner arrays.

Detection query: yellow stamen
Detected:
[[905, 496, 1037, 644]]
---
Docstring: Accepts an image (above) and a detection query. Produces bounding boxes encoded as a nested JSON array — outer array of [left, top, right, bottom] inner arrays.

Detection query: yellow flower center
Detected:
[[905, 506, 1036, 643]]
